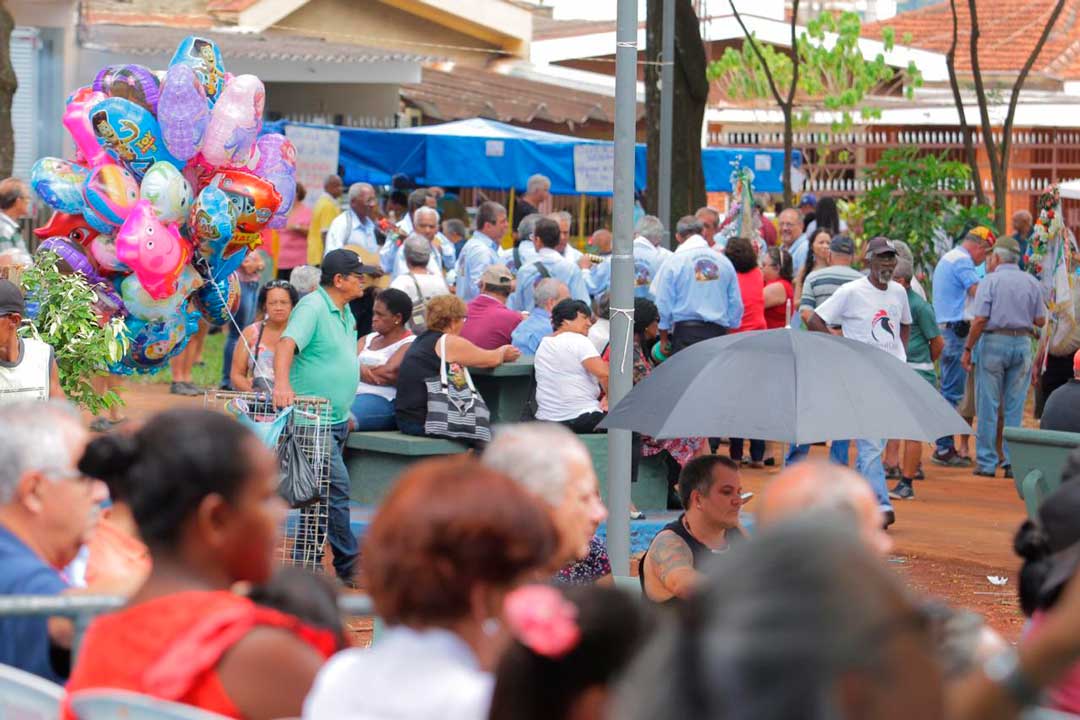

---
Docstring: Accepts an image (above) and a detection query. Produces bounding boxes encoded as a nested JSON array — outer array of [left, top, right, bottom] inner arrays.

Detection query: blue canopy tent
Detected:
[[263, 118, 799, 195]]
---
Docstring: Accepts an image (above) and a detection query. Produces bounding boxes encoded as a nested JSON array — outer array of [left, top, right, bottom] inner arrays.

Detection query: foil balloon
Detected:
[[92, 285, 125, 323], [37, 237, 126, 316], [115, 200, 193, 300], [189, 185, 240, 280], [30, 158, 89, 214], [89, 97, 181, 179], [169, 36, 226, 107], [119, 265, 201, 321], [111, 310, 195, 374], [63, 87, 111, 168], [83, 164, 140, 227], [82, 205, 115, 235], [193, 271, 240, 326], [89, 233, 127, 273], [253, 134, 296, 229], [201, 74, 264, 168], [209, 169, 281, 234], [140, 162, 193, 223], [93, 64, 162, 114], [33, 211, 99, 247], [157, 63, 211, 162]]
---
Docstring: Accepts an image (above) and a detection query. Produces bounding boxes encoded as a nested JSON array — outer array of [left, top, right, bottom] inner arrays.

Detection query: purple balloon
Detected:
[[93, 64, 161, 114], [158, 63, 210, 162], [254, 134, 296, 228], [37, 236, 126, 312]]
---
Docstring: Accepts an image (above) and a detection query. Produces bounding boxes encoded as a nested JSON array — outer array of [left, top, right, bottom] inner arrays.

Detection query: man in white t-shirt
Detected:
[[388, 234, 450, 316], [807, 236, 912, 529]]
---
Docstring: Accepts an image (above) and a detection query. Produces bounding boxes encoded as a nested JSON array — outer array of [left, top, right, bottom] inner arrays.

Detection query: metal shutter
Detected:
[[11, 27, 39, 181]]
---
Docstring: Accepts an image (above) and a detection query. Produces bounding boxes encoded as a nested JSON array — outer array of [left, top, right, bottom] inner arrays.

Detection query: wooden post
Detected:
[[505, 187, 516, 248]]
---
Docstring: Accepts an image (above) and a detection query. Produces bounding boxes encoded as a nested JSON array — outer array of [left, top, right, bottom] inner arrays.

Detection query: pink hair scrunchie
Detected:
[[503, 584, 581, 659]]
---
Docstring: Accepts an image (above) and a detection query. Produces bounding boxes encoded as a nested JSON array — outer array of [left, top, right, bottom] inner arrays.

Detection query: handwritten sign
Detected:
[[285, 125, 340, 207], [573, 143, 614, 194]]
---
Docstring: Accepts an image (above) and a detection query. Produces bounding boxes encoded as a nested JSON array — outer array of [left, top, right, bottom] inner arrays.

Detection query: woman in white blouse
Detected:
[[303, 457, 558, 720], [534, 299, 610, 433], [350, 288, 415, 431]]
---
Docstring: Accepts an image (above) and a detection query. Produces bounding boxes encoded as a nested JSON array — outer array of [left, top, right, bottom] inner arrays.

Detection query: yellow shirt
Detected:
[[307, 194, 342, 266]]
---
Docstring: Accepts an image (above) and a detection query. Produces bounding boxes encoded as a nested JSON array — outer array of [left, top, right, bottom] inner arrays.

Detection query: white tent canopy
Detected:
[[1060, 178, 1080, 200]]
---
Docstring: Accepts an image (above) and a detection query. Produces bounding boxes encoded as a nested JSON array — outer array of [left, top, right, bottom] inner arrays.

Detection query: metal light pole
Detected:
[[658, 0, 675, 249], [607, 0, 638, 576]]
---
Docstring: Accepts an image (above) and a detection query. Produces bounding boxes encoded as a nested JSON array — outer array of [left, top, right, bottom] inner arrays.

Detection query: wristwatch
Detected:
[[983, 649, 1041, 708]]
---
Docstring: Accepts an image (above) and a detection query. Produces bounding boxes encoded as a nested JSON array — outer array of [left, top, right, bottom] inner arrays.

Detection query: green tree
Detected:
[[707, 7, 922, 206], [859, 147, 993, 279], [19, 252, 128, 413]]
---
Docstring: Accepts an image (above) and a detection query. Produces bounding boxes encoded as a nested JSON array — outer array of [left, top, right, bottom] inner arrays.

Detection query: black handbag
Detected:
[[277, 413, 321, 508]]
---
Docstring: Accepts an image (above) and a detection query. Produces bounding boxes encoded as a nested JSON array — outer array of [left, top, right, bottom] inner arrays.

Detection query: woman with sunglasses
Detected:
[[230, 281, 299, 393]]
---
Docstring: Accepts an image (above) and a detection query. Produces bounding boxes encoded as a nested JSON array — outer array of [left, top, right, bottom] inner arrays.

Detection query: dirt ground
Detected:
[[102, 381, 1031, 644]]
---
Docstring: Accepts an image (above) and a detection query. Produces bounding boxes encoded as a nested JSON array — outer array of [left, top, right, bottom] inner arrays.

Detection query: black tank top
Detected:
[[394, 330, 443, 425], [638, 514, 734, 604]]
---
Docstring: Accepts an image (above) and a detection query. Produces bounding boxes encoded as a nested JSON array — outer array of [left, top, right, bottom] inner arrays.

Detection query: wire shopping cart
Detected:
[[205, 391, 333, 572]]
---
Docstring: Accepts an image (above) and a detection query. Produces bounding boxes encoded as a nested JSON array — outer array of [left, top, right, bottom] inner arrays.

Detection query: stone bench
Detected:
[[345, 430, 672, 510], [1004, 426, 1080, 519], [470, 357, 534, 425]]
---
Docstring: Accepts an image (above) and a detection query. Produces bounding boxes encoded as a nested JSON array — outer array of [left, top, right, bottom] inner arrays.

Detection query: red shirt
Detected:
[[764, 278, 795, 329], [734, 268, 767, 333], [459, 294, 523, 349]]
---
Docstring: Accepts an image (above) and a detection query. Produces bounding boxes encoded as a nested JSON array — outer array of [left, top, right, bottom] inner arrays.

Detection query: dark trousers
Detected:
[[1036, 352, 1074, 419], [561, 412, 642, 483], [672, 321, 726, 354], [297, 422, 358, 582], [221, 280, 259, 388], [729, 438, 765, 463]]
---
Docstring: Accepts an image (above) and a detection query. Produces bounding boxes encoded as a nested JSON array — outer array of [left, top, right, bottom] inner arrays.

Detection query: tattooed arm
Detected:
[[644, 530, 701, 601]]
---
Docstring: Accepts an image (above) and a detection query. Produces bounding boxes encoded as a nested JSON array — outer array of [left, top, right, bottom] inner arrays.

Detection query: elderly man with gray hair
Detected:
[[324, 182, 377, 255], [632, 215, 671, 301], [483, 422, 609, 577], [288, 265, 321, 297], [510, 277, 569, 355], [382, 205, 453, 279], [515, 173, 551, 223], [0, 401, 110, 682], [388, 233, 450, 313], [964, 234, 1047, 478], [499, 212, 541, 275]]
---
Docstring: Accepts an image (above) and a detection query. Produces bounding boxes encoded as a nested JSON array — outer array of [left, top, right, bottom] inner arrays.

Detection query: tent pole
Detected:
[[607, 0, 637, 577], [658, 0, 675, 250], [578, 194, 586, 248], [506, 187, 516, 248]]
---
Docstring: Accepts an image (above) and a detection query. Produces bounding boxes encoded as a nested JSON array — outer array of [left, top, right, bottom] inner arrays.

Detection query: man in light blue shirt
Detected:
[[380, 206, 454, 278], [653, 215, 743, 354], [455, 201, 507, 302], [631, 215, 670, 301], [323, 183, 377, 255], [583, 229, 612, 298], [550, 211, 585, 265], [777, 207, 811, 274], [929, 227, 992, 465], [511, 278, 569, 355], [500, 213, 541, 276], [509, 217, 590, 311]]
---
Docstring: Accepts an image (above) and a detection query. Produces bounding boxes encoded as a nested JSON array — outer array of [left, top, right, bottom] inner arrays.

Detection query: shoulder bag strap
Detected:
[[534, 260, 551, 279], [513, 243, 522, 269], [409, 272, 426, 303], [438, 333, 450, 388], [252, 321, 266, 368]]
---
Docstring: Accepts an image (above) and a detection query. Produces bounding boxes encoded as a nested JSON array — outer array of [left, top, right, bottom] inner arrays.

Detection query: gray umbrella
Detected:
[[599, 328, 971, 443]]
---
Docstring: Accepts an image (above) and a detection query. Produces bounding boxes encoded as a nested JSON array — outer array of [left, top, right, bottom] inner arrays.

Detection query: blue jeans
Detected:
[[855, 438, 893, 512], [785, 440, 850, 466], [221, 280, 260, 388], [935, 325, 967, 454], [350, 394, 397, 431], [315, 422, 359, 581], [975, 334, 1032, 473]]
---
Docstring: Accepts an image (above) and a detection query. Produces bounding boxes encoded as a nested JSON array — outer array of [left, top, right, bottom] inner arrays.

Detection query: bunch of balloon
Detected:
[[28, 35, 293, 374]]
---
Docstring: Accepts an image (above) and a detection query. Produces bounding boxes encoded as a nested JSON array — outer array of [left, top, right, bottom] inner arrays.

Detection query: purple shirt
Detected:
[[460, 295, 523, 350]]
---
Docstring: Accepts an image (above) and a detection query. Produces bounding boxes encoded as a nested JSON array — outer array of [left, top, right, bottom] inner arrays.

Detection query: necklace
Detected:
[[683, 515, 728, 554]]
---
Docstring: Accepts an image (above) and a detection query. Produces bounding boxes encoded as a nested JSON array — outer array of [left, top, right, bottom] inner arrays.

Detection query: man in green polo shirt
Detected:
[[274, 249, 378, 585], [889, 257, 944, 502]]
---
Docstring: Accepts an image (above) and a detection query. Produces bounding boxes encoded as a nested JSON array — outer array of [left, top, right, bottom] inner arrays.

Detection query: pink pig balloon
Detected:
[[115, 200, 193, 300], [64, 87, 112, 168]]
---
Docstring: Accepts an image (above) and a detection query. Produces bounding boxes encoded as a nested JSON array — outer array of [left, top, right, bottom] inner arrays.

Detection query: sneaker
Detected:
[[763, 458, 776, 467], [931, 449, 971, 467], [914, 466, 926, 481], [181, 382, 204, 397], [889, 481, 915, 500], [882, 510, 896, 529], [885, 465, 901, 479], [974, 468, 996, 478], [169, 381, 186, 396], [750, 460, 765, 469], [1003, 464, 1014, 479], [630, 510, 646, 520]]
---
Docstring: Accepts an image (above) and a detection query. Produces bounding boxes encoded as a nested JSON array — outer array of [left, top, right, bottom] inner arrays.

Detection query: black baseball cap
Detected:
[[0, 279, 24, 316], [321, 249, 382, 284], [829, 235, 856, 255], [865, 236, 898, 258]]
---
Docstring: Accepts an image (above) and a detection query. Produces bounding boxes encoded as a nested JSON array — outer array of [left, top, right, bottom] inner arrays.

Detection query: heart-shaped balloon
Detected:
[[30, 158, 89, 214]]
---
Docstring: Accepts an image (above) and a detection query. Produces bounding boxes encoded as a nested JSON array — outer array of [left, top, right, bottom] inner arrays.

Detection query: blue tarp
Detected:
[[263, 118, 799, 195]]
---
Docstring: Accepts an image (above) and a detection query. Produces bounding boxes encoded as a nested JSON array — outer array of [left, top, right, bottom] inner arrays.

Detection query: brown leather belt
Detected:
[[986, 328, 1031, 337]]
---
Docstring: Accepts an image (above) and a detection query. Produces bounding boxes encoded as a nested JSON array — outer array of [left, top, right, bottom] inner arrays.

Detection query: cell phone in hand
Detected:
[[740, 492, 754, 503]]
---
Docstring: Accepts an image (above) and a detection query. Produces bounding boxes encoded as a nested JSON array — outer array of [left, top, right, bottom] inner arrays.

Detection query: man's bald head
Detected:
[[758, 461, 893, 557], [777, 208, 803, 247], [1012, 210, 1033, 236]]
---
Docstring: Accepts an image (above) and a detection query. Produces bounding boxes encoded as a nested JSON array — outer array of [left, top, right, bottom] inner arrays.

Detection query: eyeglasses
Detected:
[[44, 467, 96, 487]]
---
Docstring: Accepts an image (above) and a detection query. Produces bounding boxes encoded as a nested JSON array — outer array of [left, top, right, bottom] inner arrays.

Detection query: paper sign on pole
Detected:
[[574, 143, 615, 194], [285, 125, 340, 207]]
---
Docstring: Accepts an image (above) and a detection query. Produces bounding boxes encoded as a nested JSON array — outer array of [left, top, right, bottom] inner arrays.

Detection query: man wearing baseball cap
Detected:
[[273, 248, 380, 586], [460, 263, 523, 350], [807, 237, 912, 528], [1040, 349, 1080, 433], [962, 233, 1046, 478], [0, 279, 63, 404]]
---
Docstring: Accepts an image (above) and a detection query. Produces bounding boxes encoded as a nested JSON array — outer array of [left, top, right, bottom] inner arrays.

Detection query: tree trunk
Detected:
[[782, 108, 793, 208], [0, 2, 17, 178], [646, 0, 707, 233]]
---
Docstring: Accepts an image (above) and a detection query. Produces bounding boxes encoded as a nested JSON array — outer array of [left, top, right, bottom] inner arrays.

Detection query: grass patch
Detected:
[[133, 329, 228, 387]]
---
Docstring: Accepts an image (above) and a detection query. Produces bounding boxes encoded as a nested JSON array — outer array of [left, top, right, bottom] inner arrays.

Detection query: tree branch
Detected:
[[728, 0, 787, 109], [787, 0, 801, 107], [947, 0, 984, 204], [967, 0, 998, 179]]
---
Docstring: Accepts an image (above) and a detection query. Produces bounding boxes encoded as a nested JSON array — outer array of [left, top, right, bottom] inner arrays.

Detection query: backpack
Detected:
[[407, 273, 429, 333]]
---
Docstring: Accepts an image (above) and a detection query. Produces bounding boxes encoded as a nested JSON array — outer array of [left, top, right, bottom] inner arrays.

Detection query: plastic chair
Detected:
[[69, 689, 232, 719], [0, 662, 64, 719]]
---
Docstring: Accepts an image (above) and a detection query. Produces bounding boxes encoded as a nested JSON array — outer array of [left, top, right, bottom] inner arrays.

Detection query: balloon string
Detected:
[[208, 266, 258, 367], [609, 306, 635, 375]]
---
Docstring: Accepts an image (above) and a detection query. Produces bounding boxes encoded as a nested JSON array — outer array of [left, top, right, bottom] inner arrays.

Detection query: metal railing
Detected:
[[0, 594, 376, 659]]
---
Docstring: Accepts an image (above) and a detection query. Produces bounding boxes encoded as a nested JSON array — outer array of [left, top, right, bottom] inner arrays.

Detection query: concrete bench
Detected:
[[470, 357, 534, 425], [1004, 426, 1080, 519], [344, 430, 673, 510], [344, 431, 468, 503]]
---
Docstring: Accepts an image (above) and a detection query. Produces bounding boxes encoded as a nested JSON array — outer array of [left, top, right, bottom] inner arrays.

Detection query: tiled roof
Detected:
[[863, 0, 1080, 79], [401, 66, 643, 127], [532, 15, 619, 40]]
